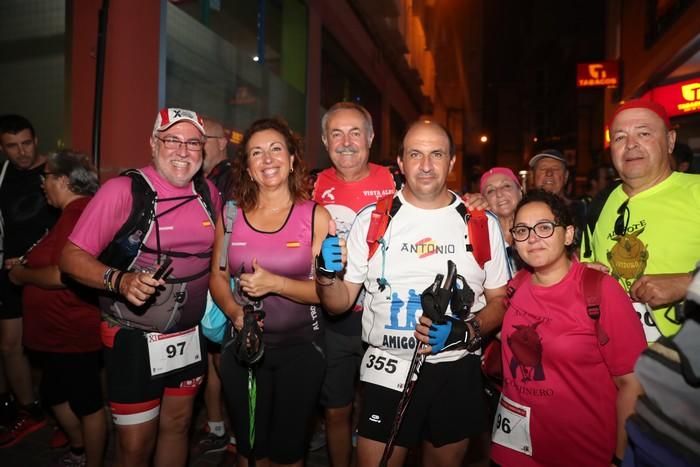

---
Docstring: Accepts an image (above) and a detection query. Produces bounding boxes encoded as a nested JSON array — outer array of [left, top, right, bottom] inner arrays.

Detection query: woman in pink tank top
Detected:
[[210, 117, 331, 465]]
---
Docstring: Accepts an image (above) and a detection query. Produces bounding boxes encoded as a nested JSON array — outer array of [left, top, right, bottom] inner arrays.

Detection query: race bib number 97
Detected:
[[146, 326, 201, 376]]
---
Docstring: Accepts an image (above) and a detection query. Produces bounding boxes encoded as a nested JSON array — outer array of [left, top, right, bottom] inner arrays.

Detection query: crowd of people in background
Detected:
[[0, 98, 698, 467]]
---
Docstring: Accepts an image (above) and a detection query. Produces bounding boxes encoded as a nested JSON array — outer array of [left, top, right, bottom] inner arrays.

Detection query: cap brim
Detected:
[[529, 154, 567, 167], [154, 118, 205, 135]]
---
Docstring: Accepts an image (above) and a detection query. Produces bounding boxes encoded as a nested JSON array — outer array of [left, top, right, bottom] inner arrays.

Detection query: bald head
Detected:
[[399, 120, 455, 159], [397, 119, 456, 208]]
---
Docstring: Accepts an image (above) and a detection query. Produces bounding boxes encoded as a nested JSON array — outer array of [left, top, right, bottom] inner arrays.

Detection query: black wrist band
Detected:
[[465, 316, 482, 352], [113, 271, 125, 295], [611, 455, 622, 466]]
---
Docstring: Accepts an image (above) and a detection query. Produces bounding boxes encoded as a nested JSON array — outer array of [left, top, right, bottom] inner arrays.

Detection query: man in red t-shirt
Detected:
[[312, 102, 396, 467]]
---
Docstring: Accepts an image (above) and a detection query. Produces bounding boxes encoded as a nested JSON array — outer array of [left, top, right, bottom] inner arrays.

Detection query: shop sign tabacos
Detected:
[[577, 61, 619, 88], [643, 78, 700, 116]]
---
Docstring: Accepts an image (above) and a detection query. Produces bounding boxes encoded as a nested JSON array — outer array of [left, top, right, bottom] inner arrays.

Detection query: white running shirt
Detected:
[[345, 190, 509, 364]]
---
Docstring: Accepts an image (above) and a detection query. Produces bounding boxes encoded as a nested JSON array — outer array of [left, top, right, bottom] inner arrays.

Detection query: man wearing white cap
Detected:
[[60, 108, 222, 466]]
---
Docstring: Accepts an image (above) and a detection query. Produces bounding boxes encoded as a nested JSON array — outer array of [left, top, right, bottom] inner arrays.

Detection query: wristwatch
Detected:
[[465, 315, 482, 352], [314, 255, 336, 280]]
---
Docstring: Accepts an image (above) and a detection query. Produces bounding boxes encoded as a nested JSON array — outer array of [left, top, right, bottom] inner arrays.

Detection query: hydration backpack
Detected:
[[97, 169, 216, 332], [366, 193, 492, 267], [97, 169, 216, 271]]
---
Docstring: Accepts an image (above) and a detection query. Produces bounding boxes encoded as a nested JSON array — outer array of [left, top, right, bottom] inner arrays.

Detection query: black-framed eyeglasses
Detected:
[[205, 134, 225, 140], [614, 199, 630, 236], [39, 172, 60, 183], [510, 221, 565, 242], [155, 135, 204, 151]]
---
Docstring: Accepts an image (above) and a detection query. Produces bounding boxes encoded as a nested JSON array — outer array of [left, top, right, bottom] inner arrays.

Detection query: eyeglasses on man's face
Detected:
[[155, 135, 204, 151], [510, 221, 564, 242], [614, 199, 630, 236]]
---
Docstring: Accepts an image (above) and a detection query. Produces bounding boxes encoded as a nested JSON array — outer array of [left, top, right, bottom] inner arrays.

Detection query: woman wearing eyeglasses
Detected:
[[9, 151, 105, 467], [490, 189, 646, 467]]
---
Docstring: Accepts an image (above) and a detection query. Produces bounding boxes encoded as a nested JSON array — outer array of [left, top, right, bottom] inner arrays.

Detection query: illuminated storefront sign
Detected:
[[577, 61, 619, 88], [230, 130, 243, 145], [642, 78, 700, 116], [605, 75, 700, 147]]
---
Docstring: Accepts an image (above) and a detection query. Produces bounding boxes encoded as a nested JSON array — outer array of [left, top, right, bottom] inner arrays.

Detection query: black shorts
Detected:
[[32, 350, 104, 417], [320, 329, 364, 408], [358, 355, 486, 448], [0, 271, 22, 320], [101, 321, 206, 425], [220, 341, 325, 464], [206, 338, 222, 354]]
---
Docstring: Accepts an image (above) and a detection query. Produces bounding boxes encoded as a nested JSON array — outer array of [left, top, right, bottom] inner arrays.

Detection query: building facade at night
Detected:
[[604, 0, 700, 168], [1, 0, 475, 187]]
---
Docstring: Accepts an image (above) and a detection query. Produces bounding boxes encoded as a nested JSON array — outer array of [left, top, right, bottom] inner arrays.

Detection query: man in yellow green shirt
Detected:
[[586, 99, 700, 340]]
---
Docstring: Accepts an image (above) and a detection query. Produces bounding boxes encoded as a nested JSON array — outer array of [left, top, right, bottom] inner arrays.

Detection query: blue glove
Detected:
[[427, 316, 470, 354], [319, 235, 343, 272]]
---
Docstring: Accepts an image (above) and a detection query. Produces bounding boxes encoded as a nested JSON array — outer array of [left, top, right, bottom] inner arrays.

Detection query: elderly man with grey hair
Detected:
[[312, 102, 397, 467]]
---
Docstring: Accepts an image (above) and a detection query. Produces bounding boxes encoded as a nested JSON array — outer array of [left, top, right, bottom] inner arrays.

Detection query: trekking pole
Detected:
[[248, 365, 257, 467], [379, 261, 457, 466], [228, 300, 265, 467]]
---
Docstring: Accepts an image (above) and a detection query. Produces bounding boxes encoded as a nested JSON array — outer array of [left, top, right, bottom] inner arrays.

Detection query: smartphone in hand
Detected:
[[151, 257, 173, 280]]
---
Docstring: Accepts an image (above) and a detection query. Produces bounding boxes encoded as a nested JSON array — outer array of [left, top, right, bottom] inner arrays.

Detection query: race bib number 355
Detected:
[[360, 347, 411, 392], [146, 326, 201, 376]]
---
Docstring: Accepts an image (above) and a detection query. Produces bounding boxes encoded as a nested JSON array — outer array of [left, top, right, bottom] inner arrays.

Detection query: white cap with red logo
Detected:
[[153, 108, 205, 135]]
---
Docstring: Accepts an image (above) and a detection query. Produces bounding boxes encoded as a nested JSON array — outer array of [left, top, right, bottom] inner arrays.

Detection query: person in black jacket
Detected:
[[0, 114, 58, 447]]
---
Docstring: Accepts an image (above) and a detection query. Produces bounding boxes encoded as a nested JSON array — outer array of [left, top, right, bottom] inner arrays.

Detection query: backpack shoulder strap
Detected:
[[504, 269, 531, 309], [98, 169, 157, 269], [193, 174, 216, 222], [456, 203, 492, 269], [367, 194, 401, 260], [119, 169, 157, 238], [581, 266, 609, 345], [219, 200, 238, 271]]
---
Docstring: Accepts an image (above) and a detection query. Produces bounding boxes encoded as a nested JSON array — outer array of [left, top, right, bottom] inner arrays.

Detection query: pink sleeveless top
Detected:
[[227, 200, 321, 348]]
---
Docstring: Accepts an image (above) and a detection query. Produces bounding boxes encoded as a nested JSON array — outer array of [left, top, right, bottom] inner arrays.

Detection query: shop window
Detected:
[[165, 0, 307, 138]]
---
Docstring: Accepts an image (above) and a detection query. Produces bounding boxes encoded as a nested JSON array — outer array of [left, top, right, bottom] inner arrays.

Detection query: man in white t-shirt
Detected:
[[316, 120, 508, 466]]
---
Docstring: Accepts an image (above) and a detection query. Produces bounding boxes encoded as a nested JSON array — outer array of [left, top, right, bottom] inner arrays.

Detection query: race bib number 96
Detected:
[[492, 394, 532, 456]]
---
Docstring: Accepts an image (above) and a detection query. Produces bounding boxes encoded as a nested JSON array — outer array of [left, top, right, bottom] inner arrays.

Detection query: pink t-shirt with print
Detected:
[[491, 261, 646, 467]]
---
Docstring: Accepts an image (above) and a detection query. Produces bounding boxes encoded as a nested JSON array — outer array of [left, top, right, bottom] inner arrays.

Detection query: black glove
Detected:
[[420, 261, 458, 323], [450, 275, 475, 320], [420, 274, 449, 323], [427, 316, 471, 353], [316, 235, 342, 279]]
